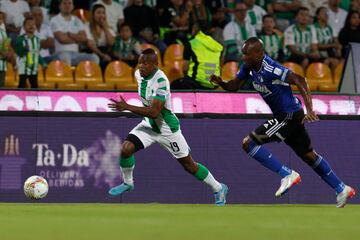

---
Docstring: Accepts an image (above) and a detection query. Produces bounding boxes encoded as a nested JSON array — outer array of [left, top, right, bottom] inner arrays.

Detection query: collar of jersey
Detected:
[[143, 68, 159, 81], [255, 55, 267, 74]]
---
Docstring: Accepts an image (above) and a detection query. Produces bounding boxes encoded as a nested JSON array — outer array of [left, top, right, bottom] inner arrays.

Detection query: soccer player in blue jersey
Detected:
[[210, 37, 355, 207]]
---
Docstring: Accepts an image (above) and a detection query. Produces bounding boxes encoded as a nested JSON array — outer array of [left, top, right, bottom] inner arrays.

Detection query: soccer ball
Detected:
[[23, 175, 49, 200]]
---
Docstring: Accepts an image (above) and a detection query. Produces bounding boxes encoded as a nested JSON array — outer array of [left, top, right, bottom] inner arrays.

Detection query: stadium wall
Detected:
[[1, 90, 360, 115], [0, 113, 359, 204]]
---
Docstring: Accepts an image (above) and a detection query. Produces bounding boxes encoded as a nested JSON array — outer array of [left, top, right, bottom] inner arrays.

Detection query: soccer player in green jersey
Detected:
[[108, 48, 228, 205]]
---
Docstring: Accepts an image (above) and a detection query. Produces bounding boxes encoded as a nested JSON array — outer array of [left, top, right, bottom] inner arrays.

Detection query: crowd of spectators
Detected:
[[0, 0, 359, 89]]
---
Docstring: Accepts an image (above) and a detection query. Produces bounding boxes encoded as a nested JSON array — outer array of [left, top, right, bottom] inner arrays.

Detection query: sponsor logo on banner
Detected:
[[0, 134, 26, 190], [0, 131, 122, 191], [34, 130, 122, 189]]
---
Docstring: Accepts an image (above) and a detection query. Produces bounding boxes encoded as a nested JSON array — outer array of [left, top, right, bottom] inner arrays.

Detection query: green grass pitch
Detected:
[[1, 203, 359, 240]]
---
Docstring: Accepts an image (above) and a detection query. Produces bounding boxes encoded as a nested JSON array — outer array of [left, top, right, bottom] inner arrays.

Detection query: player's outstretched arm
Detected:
[[288, 72, 319, 123], [209, 74, 244, 92], [108, 96, 164, 119]]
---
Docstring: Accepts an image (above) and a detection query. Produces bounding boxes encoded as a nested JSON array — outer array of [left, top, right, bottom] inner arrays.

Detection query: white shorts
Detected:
[[129, 121, 190, 159]]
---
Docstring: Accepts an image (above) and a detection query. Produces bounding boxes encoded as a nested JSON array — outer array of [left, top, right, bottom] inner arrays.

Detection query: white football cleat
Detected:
[[336, 185, 356, 208], [275, 170, 301, 197]]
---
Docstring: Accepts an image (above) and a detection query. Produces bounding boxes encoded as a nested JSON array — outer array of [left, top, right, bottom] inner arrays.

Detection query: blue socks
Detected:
[[247, 140, 292, 178], [312, 155, 345, 194], [246, 140, 345, 194]]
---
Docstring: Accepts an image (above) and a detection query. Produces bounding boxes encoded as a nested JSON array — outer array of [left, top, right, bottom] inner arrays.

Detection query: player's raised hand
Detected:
[[302, 110, 319, 123], [108, 96, 128, 112], [209, 74, 223, 85]]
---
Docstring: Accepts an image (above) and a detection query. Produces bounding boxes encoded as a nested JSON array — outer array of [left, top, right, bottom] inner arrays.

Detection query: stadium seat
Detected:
[[283, 62, 305, 77], [46, 60, 74, 85], [73, 9, 90, 22], [306, 62, 334, 92], [221, 61, 239, 81], [75, 60, 103, 85], [57, 82, 86, 90], [140, 43, 162, 66], [38, 64, 45, 82], [104, 61, 137, 90], [283, 62, 317, 91], [318, 83, 338, 92], [163, 44, 184, 66], [4, 63, 18, 88], [285, 62, 319, 91], [319, 63, 345, 92], [37, 65, 56, 89], [334, 63, 344, 84], [87, 82, 116, 90], [161, 61, 184, 82]]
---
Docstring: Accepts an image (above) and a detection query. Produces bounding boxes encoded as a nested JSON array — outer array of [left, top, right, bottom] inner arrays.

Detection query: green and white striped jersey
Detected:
[[256, 0, 273, 10], [246, 5, 267, 32], [274, 0, 294, 19], [0, 30, 8, 71], [15, 34, 42, 75], [259, 32, 283, 60], [135, 68, 180, 135], [284, 24, 318, 58], [223, 20, 257, 57], [313, 22, 335, 58]]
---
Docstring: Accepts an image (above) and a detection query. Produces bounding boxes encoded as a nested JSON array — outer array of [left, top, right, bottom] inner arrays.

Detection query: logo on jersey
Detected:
[[156, 89, 167, 97], [252, 82, 272, 97], [274, 68, 283, 76]]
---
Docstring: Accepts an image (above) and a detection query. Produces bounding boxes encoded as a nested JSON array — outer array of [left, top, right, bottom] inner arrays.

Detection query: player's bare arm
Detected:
[[209, 74, 244, 92], [287, 72, 319, 123], [108, 95, 165, 119]]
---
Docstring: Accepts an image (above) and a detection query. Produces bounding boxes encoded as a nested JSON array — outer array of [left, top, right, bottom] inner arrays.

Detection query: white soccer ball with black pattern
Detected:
[[23, 175, 49, 200]]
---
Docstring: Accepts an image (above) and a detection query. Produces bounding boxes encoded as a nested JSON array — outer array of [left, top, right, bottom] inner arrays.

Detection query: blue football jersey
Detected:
[[236, 55, 302, 114]]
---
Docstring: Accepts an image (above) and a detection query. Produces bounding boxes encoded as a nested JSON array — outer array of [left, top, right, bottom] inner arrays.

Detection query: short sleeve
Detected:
[[84, 24, 94, 41], [223, 23, 234, 41], [22, 1, 30, 12], [116, 4, 124, 19], [310, 25, 318, 44], [330, 26, 336, 38], [153, 77, 168, 101], [284, 26, 295, 46], [236, 64, 250, 80], [270, 61, 291, 82], [248, 23, 257, 38], [74, 17, 85, 32], [46, 25, 54, 38], [50, 17, 61, 33]]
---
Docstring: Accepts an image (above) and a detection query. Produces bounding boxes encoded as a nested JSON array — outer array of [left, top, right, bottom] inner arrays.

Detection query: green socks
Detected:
[[120, 155, 135, 185]]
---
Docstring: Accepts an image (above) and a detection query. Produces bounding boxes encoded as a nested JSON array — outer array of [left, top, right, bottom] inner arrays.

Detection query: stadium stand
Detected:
[[87, 82, 116, 90], [163, 44, 184, 66], [75, 61, 103, 88], [221, 61, 239, 81], [45, 60, 74, 87], [140, 43, 162, 66], [72, 8, 90, 23], [4, 63, 18, 88], [38, 65, 56, 89], [283, 62, 316, 91], [162, 60, 184, 82], [104, 60, 137, 90], [306, 62, 334, 91], [57, 82, 86, 90]]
